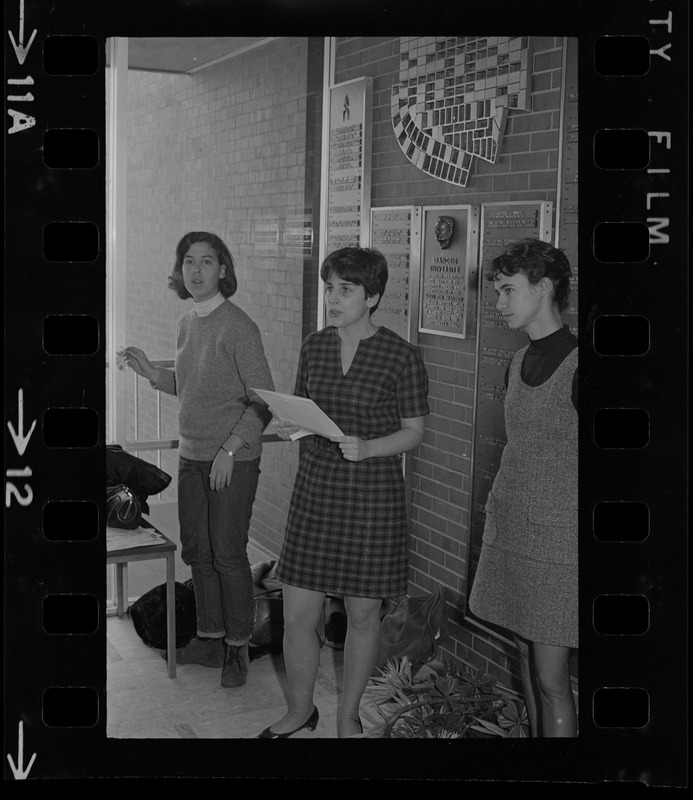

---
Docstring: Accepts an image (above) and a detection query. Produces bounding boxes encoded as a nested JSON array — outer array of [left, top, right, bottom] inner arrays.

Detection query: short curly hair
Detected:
[[168, 231, 238, 300], [320, 247, 388, 314], [487, 238, 572, 311]]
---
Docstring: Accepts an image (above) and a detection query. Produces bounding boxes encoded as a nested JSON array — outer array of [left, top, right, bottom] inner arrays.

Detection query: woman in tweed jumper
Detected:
[[469, 238, 578, 737], [121, 232, 274, 690], [259, 247, 429, 739]]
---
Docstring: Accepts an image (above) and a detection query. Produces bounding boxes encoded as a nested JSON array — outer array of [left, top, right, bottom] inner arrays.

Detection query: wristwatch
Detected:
[[222, 447, 235, 458]]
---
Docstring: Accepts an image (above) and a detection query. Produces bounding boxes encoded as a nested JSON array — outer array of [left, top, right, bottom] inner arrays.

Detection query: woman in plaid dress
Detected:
[[258, 247, 429, 739]]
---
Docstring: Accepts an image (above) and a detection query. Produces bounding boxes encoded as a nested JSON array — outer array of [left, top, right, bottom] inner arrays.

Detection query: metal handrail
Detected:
[[123, 433, 284, 451]]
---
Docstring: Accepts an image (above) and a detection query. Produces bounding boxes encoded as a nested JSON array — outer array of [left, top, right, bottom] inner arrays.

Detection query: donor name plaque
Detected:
[[370, 206, 421, 342], [326, 77, 372, 255], [418, 205, 480, 339]]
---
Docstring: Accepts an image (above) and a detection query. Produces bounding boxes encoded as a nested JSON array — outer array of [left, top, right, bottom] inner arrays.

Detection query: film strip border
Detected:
[[5, 9, 106, 781], [3, 1, 689, 785], [580, 19, 687, 773]]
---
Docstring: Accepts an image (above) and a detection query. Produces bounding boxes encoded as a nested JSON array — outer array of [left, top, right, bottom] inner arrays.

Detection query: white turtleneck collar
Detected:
[[193, 292, 226, 317]]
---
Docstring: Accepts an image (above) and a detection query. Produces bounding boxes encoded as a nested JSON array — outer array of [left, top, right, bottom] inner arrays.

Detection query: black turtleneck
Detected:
[[504, 324, 578, 410]]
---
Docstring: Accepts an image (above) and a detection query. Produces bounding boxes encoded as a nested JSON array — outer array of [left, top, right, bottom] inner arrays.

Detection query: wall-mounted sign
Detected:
[[369, 206, 421, 342], [253, 217, 279, 256], [418, 205, 480, 339], [391, 36, 532, 187], [325, 77, 372, 255], [285, 208, 314, 257], [556, 41, 579, 340]]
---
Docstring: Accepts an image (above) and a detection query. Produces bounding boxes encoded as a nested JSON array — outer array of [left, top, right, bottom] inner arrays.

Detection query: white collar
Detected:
[[194, 292, 225, 317]]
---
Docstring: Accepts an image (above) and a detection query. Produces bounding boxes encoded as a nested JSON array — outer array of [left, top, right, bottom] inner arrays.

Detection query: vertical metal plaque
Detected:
[[285, 207, 314, 258], [325, 77, 372, 254], [556, 38, 579, 339], [418, 205, 480, 339], [369, 206, 422, 343], [369, 206, 423, 490], [465, 200, 553, 624]]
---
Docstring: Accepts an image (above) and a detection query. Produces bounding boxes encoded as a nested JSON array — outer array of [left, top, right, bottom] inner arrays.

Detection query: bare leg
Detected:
[[514, 634, 539, 737], [338, 595, 382, 737], [532, 641, 577, 737], [267, 584, 325, 735]]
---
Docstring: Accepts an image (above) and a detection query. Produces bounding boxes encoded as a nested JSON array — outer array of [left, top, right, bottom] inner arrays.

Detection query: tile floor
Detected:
[[106, 612, 351, 739], [106, 533, 380, 740], [106, 504, 380, 740]]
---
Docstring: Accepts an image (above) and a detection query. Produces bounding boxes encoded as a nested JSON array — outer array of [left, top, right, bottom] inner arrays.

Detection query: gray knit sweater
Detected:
[[152, 300, 274, 461]]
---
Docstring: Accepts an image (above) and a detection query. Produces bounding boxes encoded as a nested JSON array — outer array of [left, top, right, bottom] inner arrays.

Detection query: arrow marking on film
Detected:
[[6, 721, 37, 780], [8, 0, 37, 66], [7, 389, 37, 457]]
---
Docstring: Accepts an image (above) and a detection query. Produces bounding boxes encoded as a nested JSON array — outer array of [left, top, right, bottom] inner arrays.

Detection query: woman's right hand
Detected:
[[272, 418, 301, 440], [118, 347, 159, 382]]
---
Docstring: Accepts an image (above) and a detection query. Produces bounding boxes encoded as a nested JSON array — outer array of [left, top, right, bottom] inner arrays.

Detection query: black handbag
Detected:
[[106, 484, 142, 530], [106, 444, 172, 514]]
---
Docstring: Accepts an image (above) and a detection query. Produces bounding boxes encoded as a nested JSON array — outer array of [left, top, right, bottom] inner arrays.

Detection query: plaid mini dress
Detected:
[[276, 326, 429, 598]]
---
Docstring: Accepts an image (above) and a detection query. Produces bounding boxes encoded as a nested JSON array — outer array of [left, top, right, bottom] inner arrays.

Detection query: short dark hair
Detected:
[[168, 231, 238, 300], [487, 238, 572, 312], [320, 247, 388, 314]]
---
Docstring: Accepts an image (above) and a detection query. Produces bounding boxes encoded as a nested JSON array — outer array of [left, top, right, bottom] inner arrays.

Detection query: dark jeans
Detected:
[[178, 455, 260, 645]]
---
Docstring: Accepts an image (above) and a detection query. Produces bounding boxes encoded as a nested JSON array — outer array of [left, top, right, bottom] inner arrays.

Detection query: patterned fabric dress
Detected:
[[276, 326, 429, 598], [469, 345, 578, 647]]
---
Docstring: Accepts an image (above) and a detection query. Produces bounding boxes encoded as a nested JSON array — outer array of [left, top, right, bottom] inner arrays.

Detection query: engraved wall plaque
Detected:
[[369, 206, 421, 342], [325, 77, 372, 255], [418, 205, 480, 339]]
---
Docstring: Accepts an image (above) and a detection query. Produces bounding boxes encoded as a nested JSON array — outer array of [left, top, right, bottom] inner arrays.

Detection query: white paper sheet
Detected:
[[252, 388, 345, 441], [106, 526, 167, 552]]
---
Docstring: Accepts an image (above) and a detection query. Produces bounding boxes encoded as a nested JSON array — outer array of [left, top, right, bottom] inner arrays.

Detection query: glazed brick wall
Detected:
[[122, 38, 324, 552], [335, 36, 567, 690]]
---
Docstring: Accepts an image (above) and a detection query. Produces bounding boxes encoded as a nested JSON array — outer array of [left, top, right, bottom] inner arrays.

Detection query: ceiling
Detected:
[[108, 37, 277, 74]]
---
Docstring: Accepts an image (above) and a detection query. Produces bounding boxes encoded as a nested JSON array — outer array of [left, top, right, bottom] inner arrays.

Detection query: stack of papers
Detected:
[[252, 388, 345, 441], [107, 526, 167, 552]]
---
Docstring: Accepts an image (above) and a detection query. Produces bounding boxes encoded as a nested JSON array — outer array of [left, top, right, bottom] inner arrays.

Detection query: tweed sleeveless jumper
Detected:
[[469, 345, 578, 647]]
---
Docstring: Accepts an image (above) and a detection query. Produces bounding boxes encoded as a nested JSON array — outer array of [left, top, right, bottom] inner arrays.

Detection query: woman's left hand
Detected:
[[209, 450, 235, 492], [332, 435, 371, 462]]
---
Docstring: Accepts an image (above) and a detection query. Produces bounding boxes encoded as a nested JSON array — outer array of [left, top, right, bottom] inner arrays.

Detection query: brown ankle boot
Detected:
[[166, 636, 225, 667], [221, 643, 249, 687]]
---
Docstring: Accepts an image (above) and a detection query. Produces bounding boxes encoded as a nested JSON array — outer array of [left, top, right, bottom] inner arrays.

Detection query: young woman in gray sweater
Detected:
[[122, 231, 274, 689]]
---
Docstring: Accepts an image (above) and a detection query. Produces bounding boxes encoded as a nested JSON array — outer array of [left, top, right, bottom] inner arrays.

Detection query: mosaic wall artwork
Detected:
[[391, 36, 532, 187]]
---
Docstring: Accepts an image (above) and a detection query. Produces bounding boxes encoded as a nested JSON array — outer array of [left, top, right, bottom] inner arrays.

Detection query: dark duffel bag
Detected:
[[130, 579, 197, 649]]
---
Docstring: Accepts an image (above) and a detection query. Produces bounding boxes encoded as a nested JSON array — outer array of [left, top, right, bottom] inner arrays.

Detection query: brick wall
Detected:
[[123, 37, 324, 548], [335, 36, 569, 691]]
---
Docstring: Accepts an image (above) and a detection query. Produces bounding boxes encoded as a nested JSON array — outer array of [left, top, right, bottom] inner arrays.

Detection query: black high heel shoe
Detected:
[[257, 706, 319, 739]]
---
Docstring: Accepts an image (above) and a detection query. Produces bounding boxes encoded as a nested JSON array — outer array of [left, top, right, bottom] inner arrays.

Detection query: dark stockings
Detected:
[[514, 635, 577, 737]]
